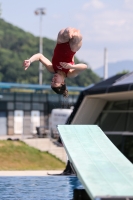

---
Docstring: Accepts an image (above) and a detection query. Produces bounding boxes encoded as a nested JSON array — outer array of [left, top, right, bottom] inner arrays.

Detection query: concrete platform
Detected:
[[0, 170, 63, 176], [23, 138, 67, 163]]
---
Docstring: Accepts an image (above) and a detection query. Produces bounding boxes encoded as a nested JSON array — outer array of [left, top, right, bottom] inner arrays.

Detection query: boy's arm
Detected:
[[23, 53, 54, 73], [60, 62, 88, 77]]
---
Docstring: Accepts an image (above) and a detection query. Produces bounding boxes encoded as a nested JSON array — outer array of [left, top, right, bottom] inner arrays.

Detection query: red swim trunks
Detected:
[[52, 42, 76, 76]]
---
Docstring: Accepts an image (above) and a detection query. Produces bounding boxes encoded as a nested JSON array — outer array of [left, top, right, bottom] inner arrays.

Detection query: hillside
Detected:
[[0, 18, 100, 87], [0, 140, 65, 170]]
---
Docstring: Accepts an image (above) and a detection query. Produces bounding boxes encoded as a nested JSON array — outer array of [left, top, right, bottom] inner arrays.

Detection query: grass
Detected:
[[0, 140, 65, 170]]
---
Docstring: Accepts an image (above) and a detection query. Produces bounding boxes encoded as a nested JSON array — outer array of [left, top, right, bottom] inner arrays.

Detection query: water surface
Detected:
[[0, 176, 83, 200]]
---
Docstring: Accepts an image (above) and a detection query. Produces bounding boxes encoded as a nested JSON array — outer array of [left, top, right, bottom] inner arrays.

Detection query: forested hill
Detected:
[[0, 18, 100, 86]]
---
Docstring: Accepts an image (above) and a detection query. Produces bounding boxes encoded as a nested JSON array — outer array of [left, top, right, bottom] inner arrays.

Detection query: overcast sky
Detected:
[[1, 0, 133, 70]]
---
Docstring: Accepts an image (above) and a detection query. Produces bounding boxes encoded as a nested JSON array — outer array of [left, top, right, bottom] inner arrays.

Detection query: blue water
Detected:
[[0, 176, 83, 200]]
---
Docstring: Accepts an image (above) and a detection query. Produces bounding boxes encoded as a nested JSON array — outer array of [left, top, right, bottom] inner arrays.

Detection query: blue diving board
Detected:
[[57, 125, 133, 200]]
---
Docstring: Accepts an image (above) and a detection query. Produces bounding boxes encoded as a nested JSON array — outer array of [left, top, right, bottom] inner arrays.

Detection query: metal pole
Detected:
[[39, 14, 43, 85], [35, 8, 46, 85], [104, 48, 108, 80], [0, 3, 2, 18]]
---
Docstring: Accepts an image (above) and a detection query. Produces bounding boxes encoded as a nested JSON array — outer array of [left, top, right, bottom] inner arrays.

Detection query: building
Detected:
[[0, 82, 83, 136]]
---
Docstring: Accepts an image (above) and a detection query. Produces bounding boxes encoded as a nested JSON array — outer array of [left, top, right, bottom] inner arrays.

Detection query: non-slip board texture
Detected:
[[58, 125, 133, 199]]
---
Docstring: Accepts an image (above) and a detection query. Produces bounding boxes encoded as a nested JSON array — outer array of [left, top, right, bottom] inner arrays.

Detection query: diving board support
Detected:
[[57, 125, 133, 200]]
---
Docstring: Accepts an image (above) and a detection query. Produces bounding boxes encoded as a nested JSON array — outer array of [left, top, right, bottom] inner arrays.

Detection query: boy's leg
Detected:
[[69, 29, 82, 52], [57, 27, 74, 43], [57, 27, 82, 52]]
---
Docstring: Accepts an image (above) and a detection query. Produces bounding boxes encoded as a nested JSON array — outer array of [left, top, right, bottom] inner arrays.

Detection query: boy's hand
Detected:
[[23, 60, 31, 70], [60, 62, 74, 69]]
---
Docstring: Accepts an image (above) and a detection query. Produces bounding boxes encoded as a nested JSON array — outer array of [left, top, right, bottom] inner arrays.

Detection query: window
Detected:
[[15, 102, 24, 110], [96, 100, 133, 132], [7, 102, 14, 110], [0, 102, 7, 110]]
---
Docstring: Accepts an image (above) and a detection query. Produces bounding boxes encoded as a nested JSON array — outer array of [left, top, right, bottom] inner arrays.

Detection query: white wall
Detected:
[[72, 97, 106, 124], [31, 111, 40, 134], [14, 110, 24, 134], [0, 112, 7, 135]]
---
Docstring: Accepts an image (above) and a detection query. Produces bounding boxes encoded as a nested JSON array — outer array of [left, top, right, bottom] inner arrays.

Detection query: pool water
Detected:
[[0, 176, 83, 200]]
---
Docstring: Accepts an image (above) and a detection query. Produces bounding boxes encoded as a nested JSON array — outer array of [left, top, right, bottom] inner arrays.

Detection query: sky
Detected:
[[0, 0, 133, 70]]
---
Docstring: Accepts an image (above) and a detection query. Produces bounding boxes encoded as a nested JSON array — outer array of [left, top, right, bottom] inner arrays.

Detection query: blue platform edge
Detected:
[[57, 125, 133, 200]]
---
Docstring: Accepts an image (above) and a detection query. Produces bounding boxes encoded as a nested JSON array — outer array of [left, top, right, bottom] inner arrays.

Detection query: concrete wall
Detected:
[[72, 97, 106, 124]]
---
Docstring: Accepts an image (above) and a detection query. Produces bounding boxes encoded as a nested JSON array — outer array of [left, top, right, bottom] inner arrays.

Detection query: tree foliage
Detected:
[[0, 18, 100, 86]]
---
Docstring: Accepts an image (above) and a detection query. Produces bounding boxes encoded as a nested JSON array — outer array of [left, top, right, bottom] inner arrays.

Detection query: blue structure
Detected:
[[0, 82, 84, 92]]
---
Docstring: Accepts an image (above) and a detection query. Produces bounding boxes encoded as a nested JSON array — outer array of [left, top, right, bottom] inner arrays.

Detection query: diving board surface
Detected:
[[57, 125, 133, 200]]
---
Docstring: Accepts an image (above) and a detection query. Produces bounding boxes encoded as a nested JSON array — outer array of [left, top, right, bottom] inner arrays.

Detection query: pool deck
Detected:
[[0, 170, 63, 176]]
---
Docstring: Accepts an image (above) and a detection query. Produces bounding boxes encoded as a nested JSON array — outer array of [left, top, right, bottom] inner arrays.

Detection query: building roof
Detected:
[[67, 72, 133, 124], [113, 72, 133, 86]]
